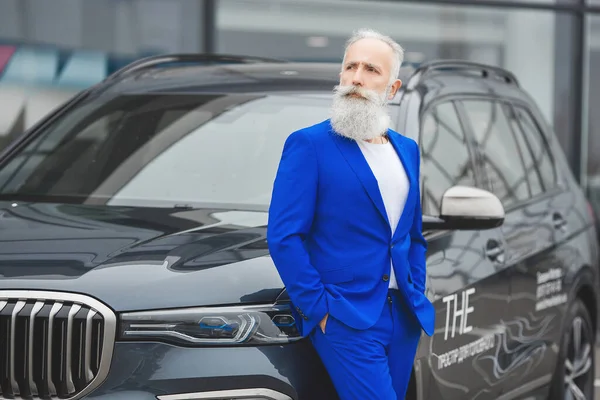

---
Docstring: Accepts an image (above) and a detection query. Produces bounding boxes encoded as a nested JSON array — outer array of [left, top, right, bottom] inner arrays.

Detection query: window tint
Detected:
[[514, 106, 557, 190], [420, 101, 476, 215], [0, 93, 333, 207], [461, 100, 529, 208], [503, 104, 544, 197]]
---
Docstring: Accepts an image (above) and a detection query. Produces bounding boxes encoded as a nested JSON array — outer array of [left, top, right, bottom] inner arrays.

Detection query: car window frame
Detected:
[[507, 103, 560, 193], [455, 97, 533, 208], [415, 95, 484, 216], [452, 94, 565, 213], [0, 90, 94, 168], [498, 96, 568, 193], [500, 102, 546, 199]]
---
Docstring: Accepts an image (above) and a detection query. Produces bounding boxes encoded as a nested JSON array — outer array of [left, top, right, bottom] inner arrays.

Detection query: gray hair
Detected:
[[342, 28, 404, 85]]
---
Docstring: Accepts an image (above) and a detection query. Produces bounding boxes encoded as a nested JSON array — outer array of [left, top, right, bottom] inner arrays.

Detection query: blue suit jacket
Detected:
[[267, 119, 435, 338]]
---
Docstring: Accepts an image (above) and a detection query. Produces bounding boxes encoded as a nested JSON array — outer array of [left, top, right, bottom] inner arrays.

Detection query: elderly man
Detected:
[[267, 28, 434, 399]]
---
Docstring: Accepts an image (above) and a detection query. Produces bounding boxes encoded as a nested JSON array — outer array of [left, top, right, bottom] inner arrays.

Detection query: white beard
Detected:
[[330, 84, 391, 141]]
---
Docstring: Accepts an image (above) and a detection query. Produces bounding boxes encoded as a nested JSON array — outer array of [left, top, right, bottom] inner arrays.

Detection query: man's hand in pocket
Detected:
[[319, 313, 329, 333]]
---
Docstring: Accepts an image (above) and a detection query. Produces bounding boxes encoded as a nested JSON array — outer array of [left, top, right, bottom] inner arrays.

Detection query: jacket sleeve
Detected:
[[408, 139, 428, 294], [267, 129, 328, 326]]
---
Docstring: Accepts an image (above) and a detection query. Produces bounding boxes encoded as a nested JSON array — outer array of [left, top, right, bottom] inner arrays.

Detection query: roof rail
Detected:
[[105, 53, 288, 81], [405, 59, 519, 90]]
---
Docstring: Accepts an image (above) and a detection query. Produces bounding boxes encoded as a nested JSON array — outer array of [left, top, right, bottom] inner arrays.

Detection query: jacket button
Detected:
[[383, 274, 389, 282]]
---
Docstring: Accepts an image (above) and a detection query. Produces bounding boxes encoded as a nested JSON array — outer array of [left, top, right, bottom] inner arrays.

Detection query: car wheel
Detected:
[[549, 298, 595, 400]]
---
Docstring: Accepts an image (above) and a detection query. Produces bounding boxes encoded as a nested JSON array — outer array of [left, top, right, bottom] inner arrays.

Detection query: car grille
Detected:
[[0, 290, 116, 400]]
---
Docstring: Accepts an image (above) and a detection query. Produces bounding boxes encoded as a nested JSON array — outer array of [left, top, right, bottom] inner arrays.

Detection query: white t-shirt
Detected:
[[357, 139, 409, 290]]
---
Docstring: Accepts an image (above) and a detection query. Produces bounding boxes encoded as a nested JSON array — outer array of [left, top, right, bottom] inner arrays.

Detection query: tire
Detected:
[[548, 298, 595, 400]]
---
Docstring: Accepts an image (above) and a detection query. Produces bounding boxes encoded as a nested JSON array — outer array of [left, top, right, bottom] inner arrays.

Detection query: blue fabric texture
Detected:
[[310, 290, 421, 399], [267, 119, 435, 338], [267, 119, 435, 398]]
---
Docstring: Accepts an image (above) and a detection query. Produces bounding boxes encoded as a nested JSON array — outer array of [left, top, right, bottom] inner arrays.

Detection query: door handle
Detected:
[[485, 239, 505, 264], [552, 212, 567, 231]]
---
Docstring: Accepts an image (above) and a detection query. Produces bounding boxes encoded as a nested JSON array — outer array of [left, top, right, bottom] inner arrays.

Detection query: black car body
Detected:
[[0, 55, 597, 400]]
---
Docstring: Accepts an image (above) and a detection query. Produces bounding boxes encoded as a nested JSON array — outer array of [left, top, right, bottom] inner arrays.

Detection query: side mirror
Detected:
[[423, 186, 505, 231]]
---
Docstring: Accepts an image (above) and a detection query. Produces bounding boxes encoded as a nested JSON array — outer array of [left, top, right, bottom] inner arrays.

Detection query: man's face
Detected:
[[339, 37, 402, 99]]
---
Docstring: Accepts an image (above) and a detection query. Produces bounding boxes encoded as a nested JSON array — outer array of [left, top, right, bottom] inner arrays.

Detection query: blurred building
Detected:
[[0, 0, 600, 207]]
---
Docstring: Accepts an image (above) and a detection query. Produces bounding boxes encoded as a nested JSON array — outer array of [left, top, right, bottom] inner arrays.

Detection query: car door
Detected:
[[418, 99, 510, 400], [457, 98, 561, 397], [502, 103, 576, 397]]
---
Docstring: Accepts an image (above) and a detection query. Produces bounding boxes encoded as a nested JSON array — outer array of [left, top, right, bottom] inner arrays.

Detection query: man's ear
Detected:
[[388, 79, 402, 99]]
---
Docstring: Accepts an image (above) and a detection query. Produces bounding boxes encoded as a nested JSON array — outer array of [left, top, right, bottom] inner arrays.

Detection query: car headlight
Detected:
[[119, 303, 300, 346]]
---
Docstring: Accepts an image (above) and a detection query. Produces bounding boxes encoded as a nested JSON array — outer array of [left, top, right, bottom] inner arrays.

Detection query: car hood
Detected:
[[0, 201, 284, 312]]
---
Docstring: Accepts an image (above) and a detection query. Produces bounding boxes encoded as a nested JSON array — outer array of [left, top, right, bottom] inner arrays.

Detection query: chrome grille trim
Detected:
[[84, 309, 97, 383], [47, 302, 62, 397], [28, 301, 44, 396], [65, 303, 81, 395], [0, 290, 116, 400], [10, 300, 25, 396]]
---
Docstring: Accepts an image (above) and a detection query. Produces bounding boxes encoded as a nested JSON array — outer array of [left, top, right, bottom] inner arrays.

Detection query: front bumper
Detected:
[[85, 339, 337, 400], [156, 388, 291, 399]]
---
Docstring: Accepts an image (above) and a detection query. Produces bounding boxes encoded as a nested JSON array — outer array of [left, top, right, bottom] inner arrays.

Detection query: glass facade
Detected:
[[585, 14, 600, 217], [0, 0, 597, 202], [0, 0, 206, 57], [0, 0, 208, 145], [217, 0, 578, 165]]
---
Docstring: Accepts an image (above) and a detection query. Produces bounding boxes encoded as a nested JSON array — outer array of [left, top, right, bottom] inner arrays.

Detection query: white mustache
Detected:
[[333, 85, 384, 105]]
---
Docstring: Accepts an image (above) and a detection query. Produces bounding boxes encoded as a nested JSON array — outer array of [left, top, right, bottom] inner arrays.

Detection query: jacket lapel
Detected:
[[329, 128, 390, 229], [387, 132, 415, 241]]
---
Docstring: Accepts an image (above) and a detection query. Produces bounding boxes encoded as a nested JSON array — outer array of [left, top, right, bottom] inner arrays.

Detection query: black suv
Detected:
[[0, 55, 597, 400]]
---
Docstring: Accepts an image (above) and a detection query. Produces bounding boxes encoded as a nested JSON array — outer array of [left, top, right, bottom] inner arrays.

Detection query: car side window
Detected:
[[513, 106, 558, 191], [503, 104, 544, 198], [419, 101, 476, 216], [460, 99, 529, 209]]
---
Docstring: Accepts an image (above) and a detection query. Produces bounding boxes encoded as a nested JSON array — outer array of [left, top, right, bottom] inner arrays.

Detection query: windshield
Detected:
[[0, 92, 336, 208]]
